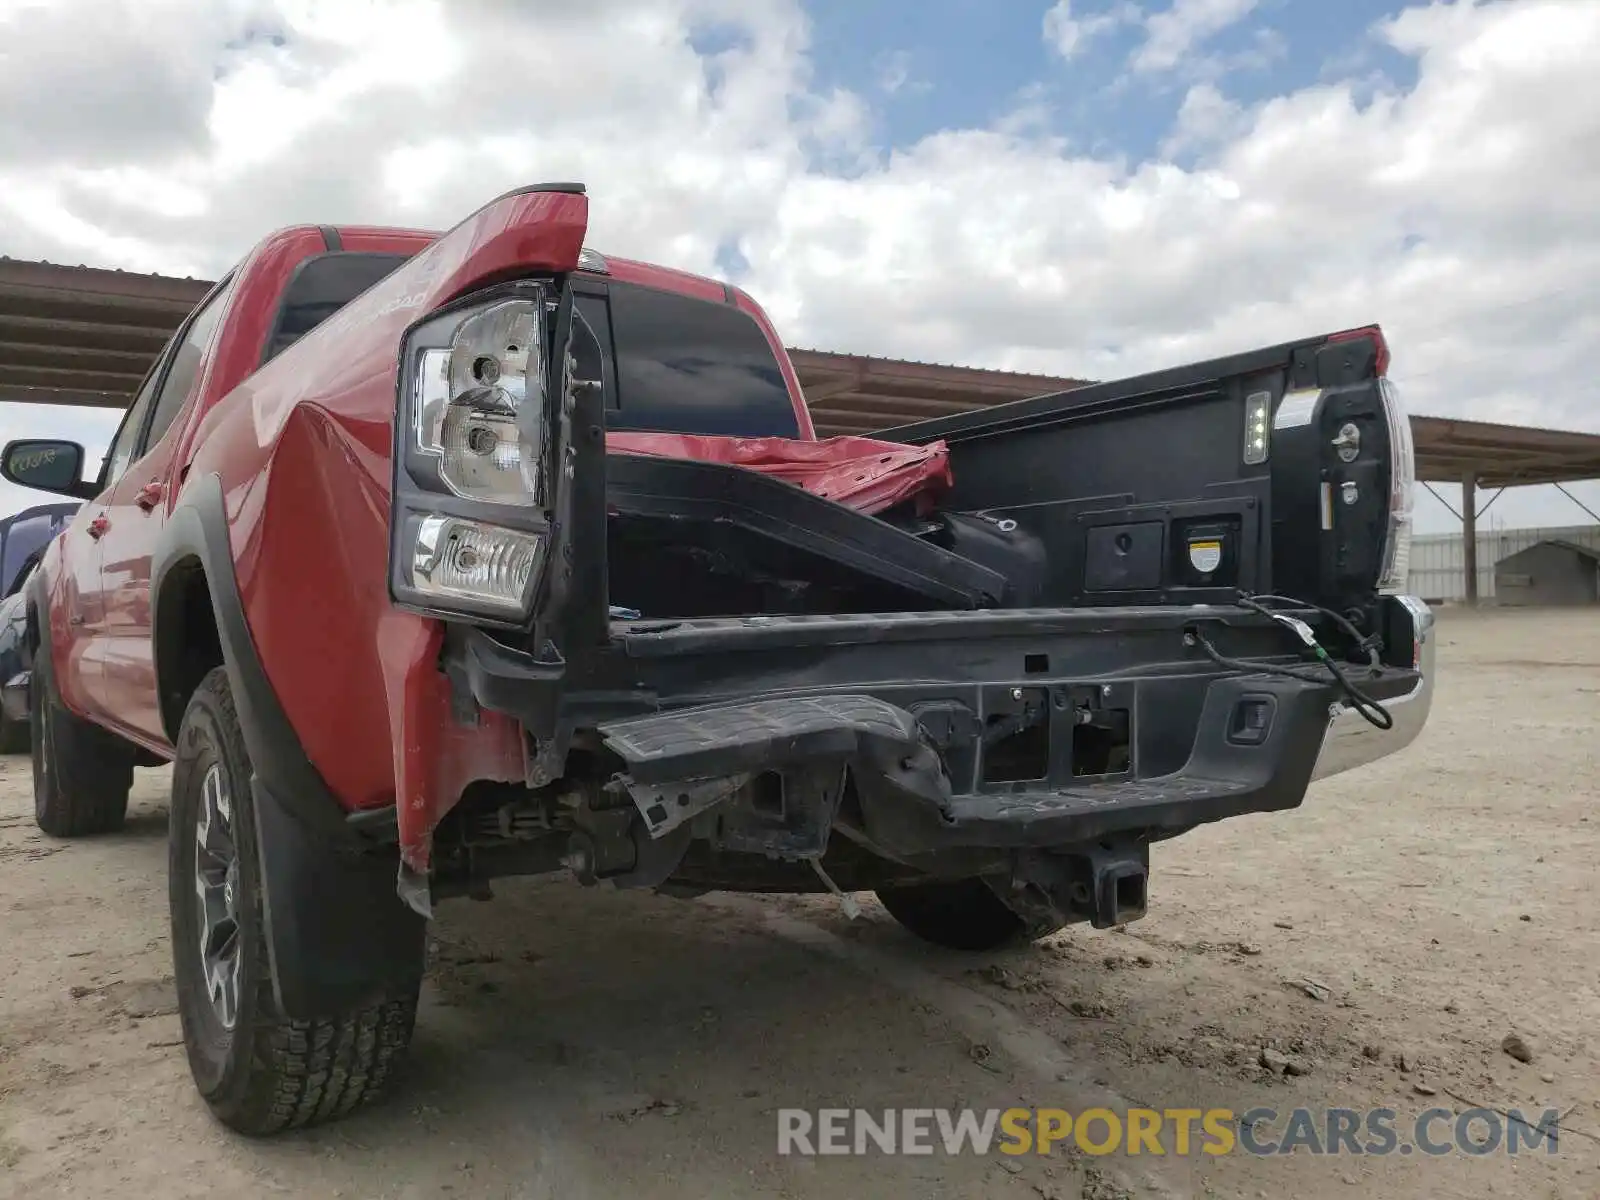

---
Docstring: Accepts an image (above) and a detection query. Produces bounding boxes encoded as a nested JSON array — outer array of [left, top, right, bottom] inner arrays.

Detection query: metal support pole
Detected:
[[1462, 473, 1478, 606], [1554, 481, 1600, 526], [1422, 480, 1462, 520]]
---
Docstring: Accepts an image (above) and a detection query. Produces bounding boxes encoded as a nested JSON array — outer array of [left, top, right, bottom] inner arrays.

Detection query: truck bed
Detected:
[[591, 325, 1395, 625]]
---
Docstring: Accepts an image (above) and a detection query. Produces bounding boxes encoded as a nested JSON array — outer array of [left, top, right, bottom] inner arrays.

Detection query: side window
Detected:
[[143, 282, 231, 453], [101, 369, 162, 491]]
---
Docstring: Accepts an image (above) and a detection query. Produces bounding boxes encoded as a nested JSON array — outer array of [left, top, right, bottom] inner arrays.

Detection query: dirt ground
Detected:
[[1, 608, 1595, 1200]]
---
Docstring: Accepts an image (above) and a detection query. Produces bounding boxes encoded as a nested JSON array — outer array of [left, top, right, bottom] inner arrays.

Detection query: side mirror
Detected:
[[0, 440, 88, 497]]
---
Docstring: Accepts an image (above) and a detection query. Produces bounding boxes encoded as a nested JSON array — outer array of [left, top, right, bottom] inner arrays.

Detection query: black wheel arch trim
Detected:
[[153, 472, 425, 1020], [151, 472, 352, 843]]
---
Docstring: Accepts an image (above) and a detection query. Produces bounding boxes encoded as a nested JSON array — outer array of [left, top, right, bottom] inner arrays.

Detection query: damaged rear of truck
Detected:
[[10, 182, 1434, 1135], [392, 194, 1435, 953]]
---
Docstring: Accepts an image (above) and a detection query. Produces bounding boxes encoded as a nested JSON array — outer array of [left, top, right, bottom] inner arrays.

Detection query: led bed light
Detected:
[[1243, 390, 1271, 465]]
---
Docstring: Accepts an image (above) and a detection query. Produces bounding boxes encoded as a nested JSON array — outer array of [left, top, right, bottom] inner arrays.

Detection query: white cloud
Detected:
[[1132, 0, 1260, 74], [1043, 1, 1089, 59], [874, 49, 928, 97], [1161, 82, 1246, 156], [1043, 0, 1135, 61], [1, 0, 1598, 534]]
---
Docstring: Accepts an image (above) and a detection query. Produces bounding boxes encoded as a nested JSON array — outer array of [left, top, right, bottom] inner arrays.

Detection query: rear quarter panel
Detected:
[[181, 187, 588, 859]]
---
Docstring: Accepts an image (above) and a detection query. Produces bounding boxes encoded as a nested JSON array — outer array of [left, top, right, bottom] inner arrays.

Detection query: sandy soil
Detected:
[[0, 609, 1595, 1199]]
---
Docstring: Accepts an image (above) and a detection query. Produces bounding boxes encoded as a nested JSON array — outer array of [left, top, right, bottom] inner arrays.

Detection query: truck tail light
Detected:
[[1327, 325, 1391, 377], [389, 281, 561, 626], [413, 299, 548, 506], [411, 515, 544, 614], [1375, 377, 1415, 594]]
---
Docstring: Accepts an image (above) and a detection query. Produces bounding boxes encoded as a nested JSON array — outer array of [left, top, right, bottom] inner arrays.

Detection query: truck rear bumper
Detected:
[[455, 596, 1435, 863], [595, 654, 1422, 860], [1309, 596, 1434, 783]]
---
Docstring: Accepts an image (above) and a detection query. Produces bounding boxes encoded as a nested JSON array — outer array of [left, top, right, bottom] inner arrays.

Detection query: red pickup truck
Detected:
[[4, 183, 1434, 1136]]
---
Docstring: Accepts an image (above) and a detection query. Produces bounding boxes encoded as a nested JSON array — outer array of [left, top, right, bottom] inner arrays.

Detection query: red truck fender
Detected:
[[152, 473, 426, 1019], [144, 185, 595, 1013]]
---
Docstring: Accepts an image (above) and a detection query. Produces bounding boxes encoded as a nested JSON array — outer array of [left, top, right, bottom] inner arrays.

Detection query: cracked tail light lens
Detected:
[[414, 300, 546, 506], [411, 515, 544, 614], [391, 282, 558, 625], [1376, 378, 1415, 594]]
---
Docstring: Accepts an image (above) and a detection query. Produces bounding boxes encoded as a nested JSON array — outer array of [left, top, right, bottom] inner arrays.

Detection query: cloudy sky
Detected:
[[2, 0, 1598, 533]]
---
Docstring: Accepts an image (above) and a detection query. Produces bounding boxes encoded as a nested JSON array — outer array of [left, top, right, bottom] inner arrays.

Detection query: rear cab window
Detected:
[[260, 257, 799, 440], [262, 252, 415, 364], [592, 280, 800, 438]]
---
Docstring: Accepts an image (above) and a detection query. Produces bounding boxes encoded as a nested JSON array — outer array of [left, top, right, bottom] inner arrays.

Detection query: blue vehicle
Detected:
[[0, 502, 80, 751]]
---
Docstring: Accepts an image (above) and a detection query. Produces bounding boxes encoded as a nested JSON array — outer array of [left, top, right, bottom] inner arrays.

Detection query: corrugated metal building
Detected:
[[1409, 524, 1600, 603], [1494, 540, 1600, 606]]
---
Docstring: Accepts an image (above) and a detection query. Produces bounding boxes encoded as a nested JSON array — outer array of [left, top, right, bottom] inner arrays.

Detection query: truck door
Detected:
[[55, 369, 162, 722], [97, 281, 231, 746]]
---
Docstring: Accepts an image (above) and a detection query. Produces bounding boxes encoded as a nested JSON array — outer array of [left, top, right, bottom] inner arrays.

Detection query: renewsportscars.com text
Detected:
[[777, 1106, 1562, 1158]]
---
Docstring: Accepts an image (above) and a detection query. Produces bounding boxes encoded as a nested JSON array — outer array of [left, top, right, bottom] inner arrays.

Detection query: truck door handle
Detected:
[[88, 515, 110, 540], [135, 482, 164, 512]]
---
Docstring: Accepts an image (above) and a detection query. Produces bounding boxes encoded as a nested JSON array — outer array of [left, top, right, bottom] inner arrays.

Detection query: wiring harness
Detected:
[[1184, 591, 1396, 731]]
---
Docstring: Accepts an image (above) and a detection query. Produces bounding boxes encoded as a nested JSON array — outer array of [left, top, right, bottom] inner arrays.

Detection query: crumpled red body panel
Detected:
[[605, 431, 952, 515]]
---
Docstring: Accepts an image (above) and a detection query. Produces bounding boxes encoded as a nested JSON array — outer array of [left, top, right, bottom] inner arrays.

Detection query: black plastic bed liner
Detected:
[[603, 452, 1006, 611]]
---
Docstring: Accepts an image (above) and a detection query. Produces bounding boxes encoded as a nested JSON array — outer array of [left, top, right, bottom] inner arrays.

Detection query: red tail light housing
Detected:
[[1326, 325, 1391, 378]]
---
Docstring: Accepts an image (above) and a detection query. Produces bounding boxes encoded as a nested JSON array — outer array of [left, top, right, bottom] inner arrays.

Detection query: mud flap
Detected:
[[252, 779, 426, 1020]]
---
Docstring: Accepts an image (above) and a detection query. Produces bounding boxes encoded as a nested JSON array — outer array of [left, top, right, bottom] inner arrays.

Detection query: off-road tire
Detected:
[[170, 666, 418, 1136], [32, 638, 133, 836], [876, 877, 1065, 951]]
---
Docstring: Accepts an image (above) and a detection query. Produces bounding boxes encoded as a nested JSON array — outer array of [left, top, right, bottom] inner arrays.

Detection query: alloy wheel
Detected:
[[193, 763, 242, 1030]]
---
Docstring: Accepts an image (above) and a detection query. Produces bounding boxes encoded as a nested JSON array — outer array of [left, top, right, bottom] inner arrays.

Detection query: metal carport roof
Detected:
[[5, 257, 1600, 492]]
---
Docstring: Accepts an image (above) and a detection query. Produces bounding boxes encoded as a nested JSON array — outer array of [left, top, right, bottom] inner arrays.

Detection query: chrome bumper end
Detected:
[[1310, 596, 1435, 782]]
